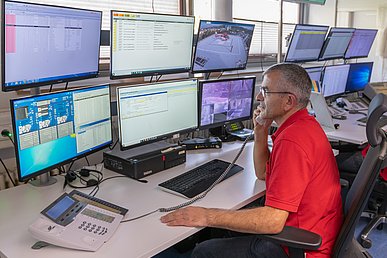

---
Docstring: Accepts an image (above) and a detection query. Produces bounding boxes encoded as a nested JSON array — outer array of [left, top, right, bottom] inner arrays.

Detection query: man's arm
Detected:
[[160, 206, 289, 234]]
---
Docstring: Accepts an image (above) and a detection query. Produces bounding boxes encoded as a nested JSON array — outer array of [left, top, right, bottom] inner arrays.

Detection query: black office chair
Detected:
[[256, 93, 387, 258]]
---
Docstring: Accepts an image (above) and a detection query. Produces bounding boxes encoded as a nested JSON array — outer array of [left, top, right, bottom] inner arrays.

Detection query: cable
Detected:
[[109, 139, 119, 150], [217, 71, 224, 79], [0, 158, 16, 187], [64, 81, 69, 90], [85, 156, 90, 166], [49, 84, 53, 92], [1, 129, 15, 146], [151, 0, 155, 13]]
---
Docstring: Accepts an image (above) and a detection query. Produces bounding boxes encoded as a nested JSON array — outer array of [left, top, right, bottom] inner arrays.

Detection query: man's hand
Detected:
[[253, 106, 273, 131], [160, 206, 210, 227]]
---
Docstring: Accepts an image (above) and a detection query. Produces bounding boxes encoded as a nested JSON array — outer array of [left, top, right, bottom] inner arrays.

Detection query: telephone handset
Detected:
[[255, 115, 265, 125], [29, 191, 127, 251]]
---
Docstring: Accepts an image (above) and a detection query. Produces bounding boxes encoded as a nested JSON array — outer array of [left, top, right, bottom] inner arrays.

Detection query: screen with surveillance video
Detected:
[[192, 20, 255, 73]]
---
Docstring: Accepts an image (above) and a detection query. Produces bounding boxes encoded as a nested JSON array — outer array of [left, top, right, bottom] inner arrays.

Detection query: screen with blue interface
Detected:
[[192, 20, 255, 73], [285, 24, 329, 62], [2, 1, 102, 91], [110, 11, 194, 79], [305, 67, 323, 92], [117, 80, 198, 149], [11, 85, 112, 181], [345, 62, 373, 93], [319, 28, 355, 60], [199, 76, 256, 129], [344, 29, 377, 59], [321, 64, 350, 98]]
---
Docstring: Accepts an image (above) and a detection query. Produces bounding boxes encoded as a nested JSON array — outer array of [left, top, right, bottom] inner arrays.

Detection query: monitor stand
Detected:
[[29, 172, 57, 187]]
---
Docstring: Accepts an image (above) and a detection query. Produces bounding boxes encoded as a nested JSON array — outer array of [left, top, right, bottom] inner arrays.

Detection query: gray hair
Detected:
[[263, 63, 311, 108]]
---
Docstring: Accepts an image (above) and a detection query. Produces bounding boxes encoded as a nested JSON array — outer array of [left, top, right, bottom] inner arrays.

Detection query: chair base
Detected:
[[360, 214, 387, 249]]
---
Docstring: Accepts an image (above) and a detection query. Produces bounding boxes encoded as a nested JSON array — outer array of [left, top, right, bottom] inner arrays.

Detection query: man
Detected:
[[160, 63, 343, 258]]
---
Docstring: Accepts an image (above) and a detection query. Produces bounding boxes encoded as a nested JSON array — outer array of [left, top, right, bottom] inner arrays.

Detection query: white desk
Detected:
[[0, 141, 265, 258], [325, 112, 368, 145]]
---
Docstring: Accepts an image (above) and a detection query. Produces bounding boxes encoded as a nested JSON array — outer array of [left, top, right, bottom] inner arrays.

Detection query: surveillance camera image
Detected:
[[193, 20, 254, 72]]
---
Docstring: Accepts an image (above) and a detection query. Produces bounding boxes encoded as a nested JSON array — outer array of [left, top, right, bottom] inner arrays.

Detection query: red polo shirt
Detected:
[[265, 109, 343, 258]]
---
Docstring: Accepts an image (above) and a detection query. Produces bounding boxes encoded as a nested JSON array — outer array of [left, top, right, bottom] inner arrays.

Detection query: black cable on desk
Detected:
[[0, 158, 16, 186]]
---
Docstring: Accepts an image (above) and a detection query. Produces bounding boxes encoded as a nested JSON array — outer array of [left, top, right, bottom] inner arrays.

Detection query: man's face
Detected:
[[256, 72, 287, 120]]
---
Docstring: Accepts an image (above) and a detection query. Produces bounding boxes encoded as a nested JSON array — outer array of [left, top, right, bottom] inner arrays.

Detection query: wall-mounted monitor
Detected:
[[117, 79, 198, 149], [319, 28, 355, 60], [110, 11, 195, 79], [192, 20, 255, 73], [305, 66, 323, 92], [321, 64, 350, 98], [284, 24, 329, 62], [344, 29, 378, 59], [198, 76, 256, 129], [2, 0, 102, 92], [345, 62, 373, 93], [10, 85, 112, 182]]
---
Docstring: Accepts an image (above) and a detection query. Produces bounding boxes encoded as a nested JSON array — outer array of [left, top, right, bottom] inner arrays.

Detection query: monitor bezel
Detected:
[[1, 0, 102, 92], [10, 84, 113, 182], [110, 10, 195, 80], [198, 76, 256, 130], [285, 0, 326, 5], [321, 63, 350, 98], [116, 79, 199, 150], [191, 19, 255, 74], [344, 28, 378, 60], [318, 27, 355, 61], [345, 61, 374, 93], [284, 24, 329, 63]]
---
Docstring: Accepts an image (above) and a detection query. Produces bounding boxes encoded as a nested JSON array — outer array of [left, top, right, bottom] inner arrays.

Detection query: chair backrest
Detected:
[[333, 93, 387, 258]]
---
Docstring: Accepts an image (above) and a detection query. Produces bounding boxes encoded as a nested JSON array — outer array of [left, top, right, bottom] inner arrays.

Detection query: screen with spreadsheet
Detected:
[[345, 62, 373, 93], [110, 11, 194, 79], [285, 24, 329, 62], [321, 64, 350, 98], [117, 80, 198, 149], [192, 20, 255, 73], [2, 0, 102, 91], [344, 29, 377, 59], [319, 28, 355, 60], [10, 85, 112, 181], [199, 77, 256, 129]]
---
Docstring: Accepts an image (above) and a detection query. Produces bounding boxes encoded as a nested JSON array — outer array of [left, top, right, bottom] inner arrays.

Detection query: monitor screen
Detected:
[[305, 66, 323, 92], [345, 62, 373, 93], [110, 11, 195, 79], [344, 29, 377, 59], [199, 76, 256, 129], [319, 28, 355, 60], [117, 79, 198, 149], [284, 24, 329, 62], [2, 0, 102, 91], [321, 64, 350, 98], [192, 20, 255, 73], [11, 85, 112, 182]]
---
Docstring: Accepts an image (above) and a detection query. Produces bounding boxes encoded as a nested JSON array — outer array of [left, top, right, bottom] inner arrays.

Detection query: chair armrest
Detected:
[[257, 226, 322, 250], [340, 178, 349, 189]]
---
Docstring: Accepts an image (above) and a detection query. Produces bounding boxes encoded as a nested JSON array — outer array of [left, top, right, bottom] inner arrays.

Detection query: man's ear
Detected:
[[284, 94, 297, 111]]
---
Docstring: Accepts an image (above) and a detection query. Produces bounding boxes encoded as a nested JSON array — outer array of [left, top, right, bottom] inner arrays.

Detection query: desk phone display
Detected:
[[29, 190, 128, 251]]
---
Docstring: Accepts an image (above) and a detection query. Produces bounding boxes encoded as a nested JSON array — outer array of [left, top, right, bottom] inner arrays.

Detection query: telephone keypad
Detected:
[[77, 221, 107, 235]]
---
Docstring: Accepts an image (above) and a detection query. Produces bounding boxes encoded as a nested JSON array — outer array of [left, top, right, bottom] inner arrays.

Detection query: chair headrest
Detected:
[[367, 93, 387, 146]]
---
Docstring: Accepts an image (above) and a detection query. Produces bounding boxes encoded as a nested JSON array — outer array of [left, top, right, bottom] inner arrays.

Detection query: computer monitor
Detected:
[[305, 66, 323, 92], [321, 64, 350, 98], [117, 79, 198, 149], [199, 76, 256, 129], [284, 24, 329, 62], [2, 0, 102, 91], [192, 20, 255, 73], [10, 85, 112, 182], [345, 62, 373, 93], [110, 11, 195, 79], [344, 29, 378, 59], [319, 28, 355, 60]]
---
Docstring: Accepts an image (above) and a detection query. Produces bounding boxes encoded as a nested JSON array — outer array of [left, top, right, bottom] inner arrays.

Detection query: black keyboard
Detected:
[[158, 159, 244, 198]]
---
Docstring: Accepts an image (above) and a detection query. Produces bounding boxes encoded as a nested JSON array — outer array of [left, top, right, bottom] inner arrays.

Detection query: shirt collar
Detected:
[[271, 108, 310, 142]]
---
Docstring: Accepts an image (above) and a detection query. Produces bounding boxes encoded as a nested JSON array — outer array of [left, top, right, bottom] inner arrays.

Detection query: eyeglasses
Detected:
[[259, 86, 296, 99]]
